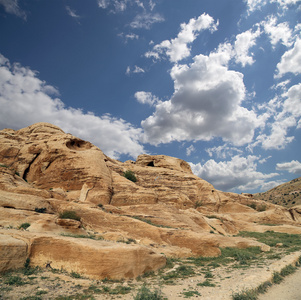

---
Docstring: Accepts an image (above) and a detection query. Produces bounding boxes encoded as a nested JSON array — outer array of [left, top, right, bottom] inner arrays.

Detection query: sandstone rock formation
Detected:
[[0, 123, 301, 279]]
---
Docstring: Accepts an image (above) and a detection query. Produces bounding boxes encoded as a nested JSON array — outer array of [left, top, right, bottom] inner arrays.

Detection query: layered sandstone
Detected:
[[0, 123, 301, 279]]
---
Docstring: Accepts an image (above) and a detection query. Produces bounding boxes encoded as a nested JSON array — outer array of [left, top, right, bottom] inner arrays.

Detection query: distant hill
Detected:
[[254, 177, 301, 208]]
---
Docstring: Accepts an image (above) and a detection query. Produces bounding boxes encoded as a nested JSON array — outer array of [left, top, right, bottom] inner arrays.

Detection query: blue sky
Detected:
[[0, 0, 301, 193]]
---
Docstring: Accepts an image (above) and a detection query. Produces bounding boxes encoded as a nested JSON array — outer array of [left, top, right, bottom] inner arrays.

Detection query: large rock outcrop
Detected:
[[0, 123, 301, 279]]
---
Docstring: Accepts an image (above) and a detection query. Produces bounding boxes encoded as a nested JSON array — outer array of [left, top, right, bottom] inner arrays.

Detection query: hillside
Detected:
[[254, 177, 301, 208], [0, 122, 301, 283]]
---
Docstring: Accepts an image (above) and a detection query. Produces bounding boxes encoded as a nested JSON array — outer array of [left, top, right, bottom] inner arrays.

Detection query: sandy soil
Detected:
[[257, 267, 301, 300], [0, 251, 300, 300]]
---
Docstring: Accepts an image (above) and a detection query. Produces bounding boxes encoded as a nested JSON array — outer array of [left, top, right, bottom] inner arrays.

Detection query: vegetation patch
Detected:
[[131, 216, 172, 228], [182, 289, 201, 298], [19, 223, 31, 230], [60, 233, 104, 240], [237, 231, 301, 250], [123, 170, 137, 182], [59, 211, 81, 221], [232, 289, 257, 300], [134, 284, 164, 300], [161, 265, 195, 281]]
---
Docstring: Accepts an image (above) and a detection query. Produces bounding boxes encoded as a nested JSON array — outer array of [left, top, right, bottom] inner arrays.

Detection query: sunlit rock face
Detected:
[[0, 123, 301, 279]]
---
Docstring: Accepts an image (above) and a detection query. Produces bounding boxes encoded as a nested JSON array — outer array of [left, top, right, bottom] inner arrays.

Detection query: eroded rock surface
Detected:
[[0, 123, 301, 279]]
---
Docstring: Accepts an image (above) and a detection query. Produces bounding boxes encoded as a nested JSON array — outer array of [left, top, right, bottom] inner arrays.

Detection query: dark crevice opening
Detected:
[[23, 152, 41, 182], [147, 161, 155, 167]]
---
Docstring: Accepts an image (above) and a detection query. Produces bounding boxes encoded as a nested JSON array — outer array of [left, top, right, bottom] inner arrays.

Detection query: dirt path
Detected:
[[258, 267, 301, 300]]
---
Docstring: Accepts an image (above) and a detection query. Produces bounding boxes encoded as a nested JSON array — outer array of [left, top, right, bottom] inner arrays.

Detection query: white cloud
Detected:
[[125, 33, 139, 41], [0, 54, 144, 159], [256, 83, 301, 150], [97, 0, 128, 12], [66, 6, 81, 23], [244, 0, 301, 13], [190, 155, 279, 192], [186, 145, 195, 156], [126, 65, 145, 75], [141, 46, 262, 146], [206, 145, 243, 159], [276, 160, 301, 174], [233, 27, 261, 67], [133, 65, 145, 73], [134, 91, 158, 106], [0, 0, 26, 19], [130, 12, 164, 29], [262, 16, 293, 49], [244, 0, 268, 13], [276, 38, 301, 77], [145, 13, 218, 63], [97, 0, 109, 9]]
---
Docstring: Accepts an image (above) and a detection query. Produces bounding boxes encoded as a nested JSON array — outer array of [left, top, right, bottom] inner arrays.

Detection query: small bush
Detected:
[[5, 275, 25, 286], [197, 280, 216, 287], [19, 223, 30, 230], [123, 170, 137, 182], [247, 203, 257, 210], [34, 207, 47, 213], [71, 271, 81, 278], [256, 281, 272, 294], [232, 289, 257, 300], [280, 264, 296, 277], [257, 204, 267, 212], [272, 271, 283, 284], [59, 211, 81, 221], [182, 290, 201, 297], [134, 285, 163, 300], [194, 200, 203, 208]]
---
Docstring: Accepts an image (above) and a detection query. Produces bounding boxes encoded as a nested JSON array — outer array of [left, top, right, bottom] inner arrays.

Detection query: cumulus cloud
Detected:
[[276, 160, 301, 174], [0, 0, 26, 19], [262, 16, 293, 48], [0, 54, 144, 159], [141, 45, 262, 146], [244, 0, 268, 13], [276, 38, 301, 77], [256, 83, 301, 149], [244, 0, 301, 13], [190, 155, 279, 192], [134, 91, 158, 106], [145, 13, 218, 62], [233, 27, 261, 67]]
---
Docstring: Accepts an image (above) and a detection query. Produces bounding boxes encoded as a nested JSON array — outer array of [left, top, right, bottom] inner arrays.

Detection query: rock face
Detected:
[[1, 123, 301, 279]]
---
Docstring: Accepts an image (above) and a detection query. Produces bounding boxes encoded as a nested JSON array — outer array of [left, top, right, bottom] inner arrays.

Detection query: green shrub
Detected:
[[71, 271, 81, 278], [123, 170, 137, 182], [232, 289, 257, 300], [19, 223, 31, 230], [5, 275, 25, 286], [197, 280, 216, 287], [272, 271, 283, 284], [247, 203, 257, 210], [257, 204, 267, 212], [34, 208, 47, 213], [59, 211, 81, 221], [182, 290, 201, 297], [256, 281, 272, 294], [280, 264, 296, 277], [134, 285, 163, 300]]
